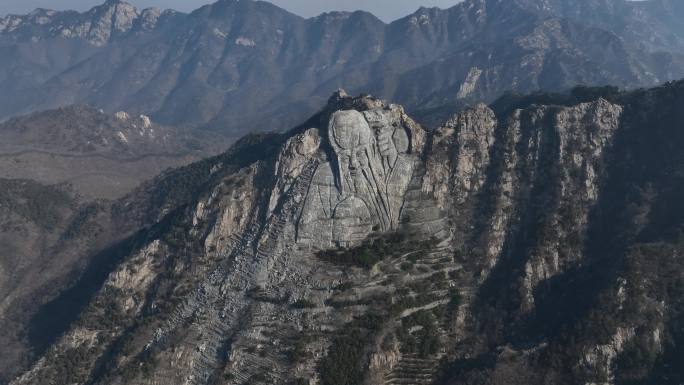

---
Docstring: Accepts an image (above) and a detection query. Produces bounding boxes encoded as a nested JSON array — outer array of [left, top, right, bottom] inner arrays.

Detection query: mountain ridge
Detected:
[[1, 0, 683, 138], [0, 105, 228, 199], [1, 2, 684, 383], [1, 80, 683, 384]]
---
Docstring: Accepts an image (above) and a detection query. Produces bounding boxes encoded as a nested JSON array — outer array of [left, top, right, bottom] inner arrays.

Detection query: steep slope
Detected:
[[434, 80, 684, 385], [0, 180, 78, 309], [513, 0, 684, 52], [0, 105, 227, 199], [1, 0, 683, 137], [0, 179, 119, 384], [4, 81, 684, 385], [0, 0, 183, 118], [0, 133, 282, 384]]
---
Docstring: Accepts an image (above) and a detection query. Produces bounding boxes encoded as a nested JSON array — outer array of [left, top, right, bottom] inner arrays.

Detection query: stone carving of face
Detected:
[[297, 107, 416, 248], [329, 110, 373, 194]]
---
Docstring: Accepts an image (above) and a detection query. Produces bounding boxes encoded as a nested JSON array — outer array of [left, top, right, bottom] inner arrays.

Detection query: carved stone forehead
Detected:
[[329, 110, 372, 151]]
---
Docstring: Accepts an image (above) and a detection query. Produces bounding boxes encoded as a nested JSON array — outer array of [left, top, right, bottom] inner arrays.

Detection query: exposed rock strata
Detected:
[[6, 82, 684, 385]]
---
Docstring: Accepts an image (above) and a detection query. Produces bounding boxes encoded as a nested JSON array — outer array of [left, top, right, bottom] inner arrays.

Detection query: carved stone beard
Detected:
[[338, 146, 366, 194], [346, 147, 392, 231], [329, 110, 392, 231], [297, 108, 415, 247]]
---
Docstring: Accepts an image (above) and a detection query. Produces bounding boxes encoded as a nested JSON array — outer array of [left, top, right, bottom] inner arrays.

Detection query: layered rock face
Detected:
[[5, 82, 684, 385], [298, 108, 417, 247]]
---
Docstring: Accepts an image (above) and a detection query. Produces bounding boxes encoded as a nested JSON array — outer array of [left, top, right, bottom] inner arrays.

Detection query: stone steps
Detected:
[[384, 354, 443, 385], [139, 160, 323, 385], [229, 349, 289, 385], [254, 159, 319, 260], [218, 161, 320, 384]]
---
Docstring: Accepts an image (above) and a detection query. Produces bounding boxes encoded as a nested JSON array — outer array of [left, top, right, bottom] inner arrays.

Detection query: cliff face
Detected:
[[5, 82, 684, 385]]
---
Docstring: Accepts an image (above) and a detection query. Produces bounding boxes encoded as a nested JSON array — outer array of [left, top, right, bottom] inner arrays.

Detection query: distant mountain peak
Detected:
[[88, 0, 140, 38], [0, 0, 178, 45], [93, 0, 138, 15], [1, 0, 684, 135], [27, 8, 58, 16]]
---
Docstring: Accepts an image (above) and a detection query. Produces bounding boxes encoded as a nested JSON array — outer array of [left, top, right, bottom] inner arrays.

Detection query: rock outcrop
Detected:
[[5, 81, 684, 385], [298, 107, 418, 248]]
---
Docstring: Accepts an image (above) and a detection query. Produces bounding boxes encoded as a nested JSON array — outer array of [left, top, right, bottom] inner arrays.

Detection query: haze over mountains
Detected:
[[1, 0, 684, 138], [0, 106, 227, 199]]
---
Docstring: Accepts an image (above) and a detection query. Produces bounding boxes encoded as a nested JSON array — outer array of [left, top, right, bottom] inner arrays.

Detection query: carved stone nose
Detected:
[[349, 152, 358, 169]]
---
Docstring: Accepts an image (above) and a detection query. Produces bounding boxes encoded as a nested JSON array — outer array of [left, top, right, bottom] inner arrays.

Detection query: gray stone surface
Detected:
[[8, 84, 684, 385], [298, 108, 415, 248]]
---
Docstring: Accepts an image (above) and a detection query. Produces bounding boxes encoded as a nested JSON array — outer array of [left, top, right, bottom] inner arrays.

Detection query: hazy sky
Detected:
[[1, 0, 463, 22]]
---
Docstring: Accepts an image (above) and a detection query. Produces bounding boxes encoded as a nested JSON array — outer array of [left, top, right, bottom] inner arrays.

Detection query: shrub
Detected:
[[316, 232, 414, 269], [291, 299, 317, 309], [319, 314, 385, 385]]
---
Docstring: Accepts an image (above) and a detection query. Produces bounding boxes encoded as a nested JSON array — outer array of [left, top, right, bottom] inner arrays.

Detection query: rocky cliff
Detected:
[[3, 81, 684, 385]]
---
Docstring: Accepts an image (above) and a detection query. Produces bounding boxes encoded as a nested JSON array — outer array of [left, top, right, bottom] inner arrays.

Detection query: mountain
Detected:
[[2, 80, 683, 384], [0, 105, 227, 199], [513, 0, 684, 52], [0, 178, 123, 383], [1, 0, 684, 137]]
